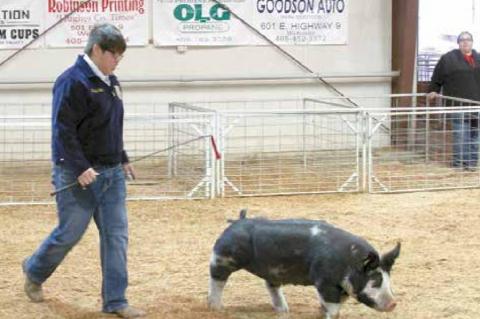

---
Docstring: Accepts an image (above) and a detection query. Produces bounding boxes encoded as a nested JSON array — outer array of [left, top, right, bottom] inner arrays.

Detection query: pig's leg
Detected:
[[315, 284, 342, 319], [265, 281, 289, 313], [208, 277, 227, 310], [207, 252, 239, 310]]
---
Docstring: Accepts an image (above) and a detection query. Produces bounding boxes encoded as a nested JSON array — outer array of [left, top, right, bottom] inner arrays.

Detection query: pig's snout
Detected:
[[383, 300, 397, 312]]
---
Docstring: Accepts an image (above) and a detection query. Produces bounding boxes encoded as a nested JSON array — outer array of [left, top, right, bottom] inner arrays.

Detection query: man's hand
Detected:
[[427, 91, 439, 102], [77, 168, 99, 188], [123, 163, 136, 181]]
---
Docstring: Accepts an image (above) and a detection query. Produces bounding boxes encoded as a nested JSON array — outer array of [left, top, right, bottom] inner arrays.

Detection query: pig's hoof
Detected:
[[207, 300, 223, 311], [275, 312, 290, 319], [274, 306, 289, 313]]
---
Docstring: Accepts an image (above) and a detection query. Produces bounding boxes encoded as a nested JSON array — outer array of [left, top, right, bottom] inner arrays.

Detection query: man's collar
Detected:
[[82, 54, 111, 86]]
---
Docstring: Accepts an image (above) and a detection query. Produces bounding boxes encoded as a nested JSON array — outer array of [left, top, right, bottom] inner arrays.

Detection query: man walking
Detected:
[[22, 23, 144, 318]]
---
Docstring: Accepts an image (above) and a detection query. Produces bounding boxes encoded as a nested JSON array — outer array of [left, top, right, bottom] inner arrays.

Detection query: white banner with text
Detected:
[[0, 0, 44, 49], [153, 0, 348, 46], [45, 0, 148, 48]]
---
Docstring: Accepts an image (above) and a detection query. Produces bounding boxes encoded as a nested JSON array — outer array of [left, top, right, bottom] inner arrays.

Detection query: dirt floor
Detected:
[[1, 189, 480, 319]]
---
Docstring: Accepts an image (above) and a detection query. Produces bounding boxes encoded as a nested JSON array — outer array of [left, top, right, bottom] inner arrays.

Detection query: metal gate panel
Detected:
[[0, 103, 217, 205], [366, 96, 480, 193], [217, 109, 361, 196]]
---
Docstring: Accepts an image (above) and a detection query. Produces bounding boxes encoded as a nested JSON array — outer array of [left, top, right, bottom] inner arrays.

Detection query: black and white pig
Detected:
[[208, 210, 401, 319]]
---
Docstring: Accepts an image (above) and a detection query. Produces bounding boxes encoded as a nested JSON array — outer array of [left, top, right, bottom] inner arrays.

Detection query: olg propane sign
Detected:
[[153, 0, 348, 46], [173, 4, 230, 22]]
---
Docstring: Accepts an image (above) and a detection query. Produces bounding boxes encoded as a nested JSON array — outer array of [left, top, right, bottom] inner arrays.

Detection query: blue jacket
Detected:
[[52, 55, 128, 177]]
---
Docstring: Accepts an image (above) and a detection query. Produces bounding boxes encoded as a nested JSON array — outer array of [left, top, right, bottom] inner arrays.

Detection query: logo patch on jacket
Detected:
[[90, 88, 104, 93], [114, 85, 123, 100]]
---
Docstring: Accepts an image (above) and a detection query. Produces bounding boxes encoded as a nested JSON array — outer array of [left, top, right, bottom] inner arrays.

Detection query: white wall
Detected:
[[0, 0, 393, 107]]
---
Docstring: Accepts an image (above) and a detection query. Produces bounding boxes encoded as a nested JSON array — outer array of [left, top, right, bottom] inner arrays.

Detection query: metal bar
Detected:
[[371, 175, 389, 192], [340, 115, 359, 135], [366, 114, 372, 193], [303, 98, 357, 109], [0, 72, 401, 85], [302, 99, 307, 169], [356, 112, 361, 191], [369, 115, 388, 138], [168, 102, 215, 113], [426, 106, 430, 162], [167, 103, 175, 178], [223, 177, 242, 195], [338, 173, 358, 192]]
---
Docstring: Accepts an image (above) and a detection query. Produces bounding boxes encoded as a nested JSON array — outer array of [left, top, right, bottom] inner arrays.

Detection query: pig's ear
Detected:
[[362, 252, 380, 272], [380, 243, 401, 273]]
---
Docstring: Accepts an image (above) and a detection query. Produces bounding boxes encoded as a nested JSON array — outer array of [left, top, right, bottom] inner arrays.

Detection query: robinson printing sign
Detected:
[[153, 0, 348, 46], [44, 0, 148, 47]]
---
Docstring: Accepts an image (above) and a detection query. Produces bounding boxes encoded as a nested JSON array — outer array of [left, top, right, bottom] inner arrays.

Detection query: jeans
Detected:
[[24, 163, 129, 312], [452, 115, 479, 168]]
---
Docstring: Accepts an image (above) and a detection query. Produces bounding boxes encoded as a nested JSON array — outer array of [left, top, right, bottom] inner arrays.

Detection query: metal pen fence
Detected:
[[417, 52, 441, 82], [0, 104, 51, 204], [304, 94, 480, 192], [0, 103, 216, 204], [1, 94, 480, 204], [174, 99, 362, 196], [366, 106, 480, 193], [125, 107, 216, 200], [217, 109, 361, 196]]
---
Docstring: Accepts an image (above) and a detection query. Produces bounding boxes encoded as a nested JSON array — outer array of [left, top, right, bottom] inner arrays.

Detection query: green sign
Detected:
[[173, 4, 231, 22]]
